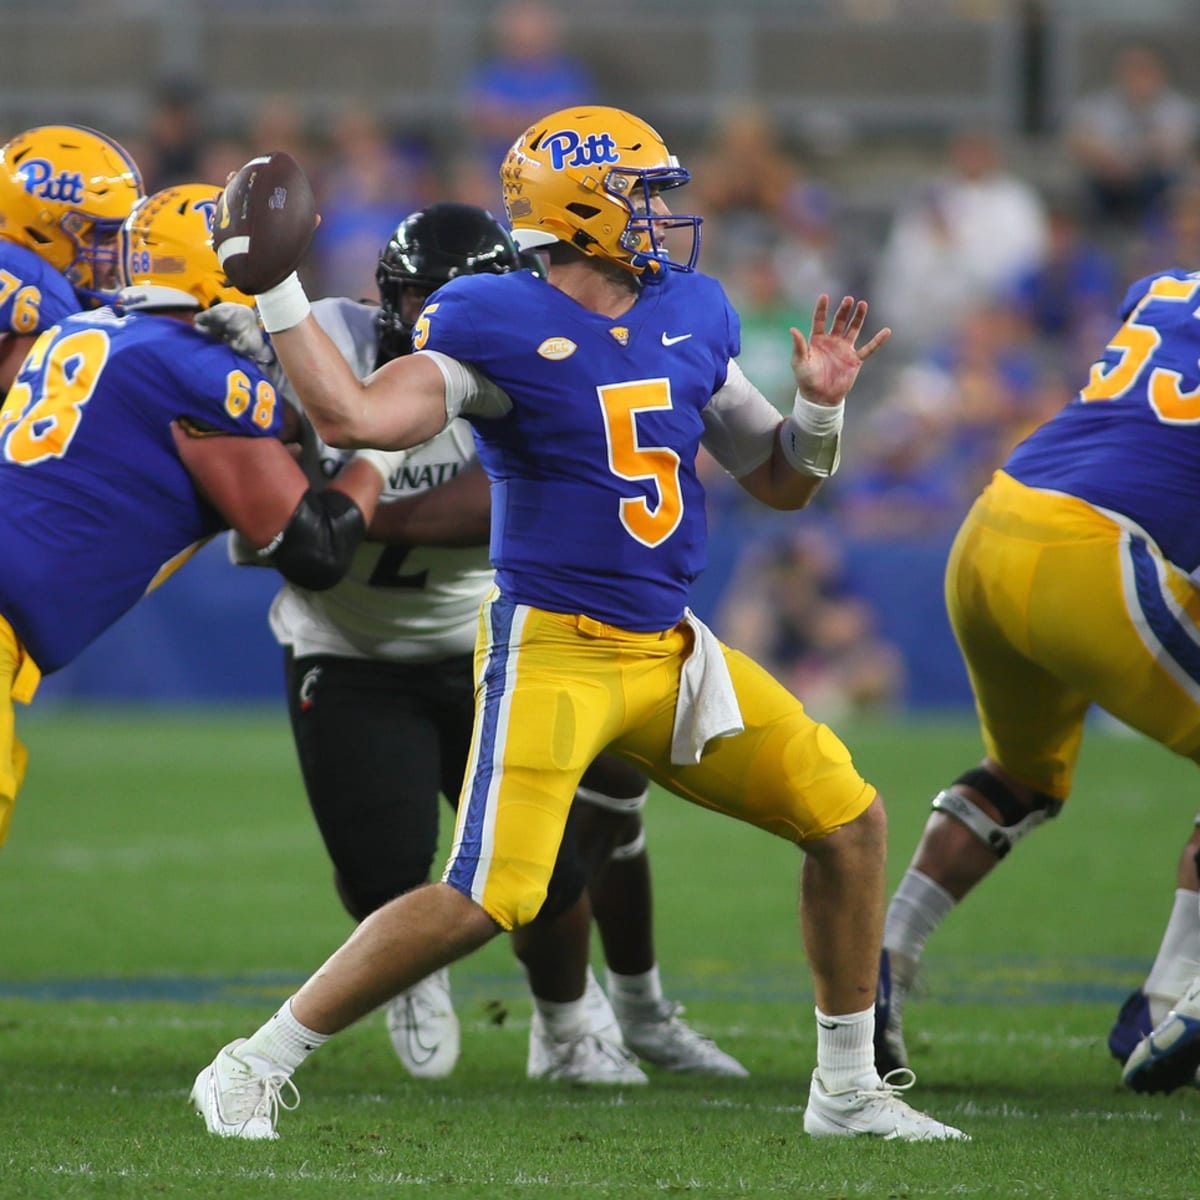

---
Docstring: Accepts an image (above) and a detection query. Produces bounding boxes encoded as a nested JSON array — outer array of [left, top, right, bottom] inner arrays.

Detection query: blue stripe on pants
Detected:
[[446, 595, 515, 895]]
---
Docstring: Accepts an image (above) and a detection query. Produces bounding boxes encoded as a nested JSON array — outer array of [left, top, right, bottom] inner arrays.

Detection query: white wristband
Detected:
[[353, 447, 407, 488], [780, 391, 844, 477], [255, 272, 311, 334]]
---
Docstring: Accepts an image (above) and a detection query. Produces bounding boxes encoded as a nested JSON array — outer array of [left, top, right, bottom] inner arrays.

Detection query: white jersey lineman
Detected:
[[267, 297, 494, 662]]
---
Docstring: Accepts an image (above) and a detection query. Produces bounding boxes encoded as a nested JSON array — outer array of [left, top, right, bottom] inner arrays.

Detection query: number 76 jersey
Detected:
[[417, 267, 740, 633], [1005, 269, 1200, 572]]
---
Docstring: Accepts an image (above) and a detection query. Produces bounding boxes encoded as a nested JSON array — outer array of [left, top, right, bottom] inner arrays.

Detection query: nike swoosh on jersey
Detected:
[[661, 332, 693, 346]]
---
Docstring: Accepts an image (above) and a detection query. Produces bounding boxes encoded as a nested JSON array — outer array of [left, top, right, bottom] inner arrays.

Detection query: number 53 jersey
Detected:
[[1005, 269, 1200, 571], [418, 267, 741, 633], [0, 307, 283, 673]]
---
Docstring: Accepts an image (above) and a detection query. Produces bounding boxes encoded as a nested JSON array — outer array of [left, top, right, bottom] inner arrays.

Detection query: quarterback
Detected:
[[214, 201, 744, 1084], [193, 105, 965, 1142]]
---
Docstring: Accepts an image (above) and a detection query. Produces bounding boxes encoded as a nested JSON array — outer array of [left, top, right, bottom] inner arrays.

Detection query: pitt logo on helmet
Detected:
[[542, 130, 620, 172], [18, 159, 87, 205]]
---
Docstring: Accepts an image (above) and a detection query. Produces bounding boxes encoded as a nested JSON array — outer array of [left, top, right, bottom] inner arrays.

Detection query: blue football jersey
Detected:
[[0, 307, 283, 671], [1005, 269, 1200, 570], [0, 242, 82, 338], [419, 268, 740, 631]]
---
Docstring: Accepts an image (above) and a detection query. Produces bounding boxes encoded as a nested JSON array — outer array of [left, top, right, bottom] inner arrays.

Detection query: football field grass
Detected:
[[1, 708, 1197, 1198]]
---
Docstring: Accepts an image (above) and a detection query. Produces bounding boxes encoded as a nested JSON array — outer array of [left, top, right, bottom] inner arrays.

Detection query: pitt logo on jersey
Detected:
[[18, 159, 86, 205], [544, 129, 620, 171]]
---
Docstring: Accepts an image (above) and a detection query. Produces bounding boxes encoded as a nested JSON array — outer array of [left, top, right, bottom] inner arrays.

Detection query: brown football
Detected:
[[213, 151, 317, 294]]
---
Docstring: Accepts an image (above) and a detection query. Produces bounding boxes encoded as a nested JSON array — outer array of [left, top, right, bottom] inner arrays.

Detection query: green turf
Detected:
[[1, 709, 1197, 1198]]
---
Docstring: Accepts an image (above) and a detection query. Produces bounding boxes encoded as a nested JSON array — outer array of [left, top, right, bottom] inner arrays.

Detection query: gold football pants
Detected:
[[443, 592, 875, 928], [948, 470, 1200, 800], [0, 614, 39, 847]]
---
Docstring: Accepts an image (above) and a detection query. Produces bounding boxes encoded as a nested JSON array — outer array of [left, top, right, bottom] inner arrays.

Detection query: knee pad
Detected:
[[609, 827, 647, 862], [932, 767, 1062, 859], [575, 783, 649, 814]]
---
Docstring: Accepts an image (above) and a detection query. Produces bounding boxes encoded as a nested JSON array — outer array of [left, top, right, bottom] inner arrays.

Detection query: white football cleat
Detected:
[[529, 974, 647, 1085], [527, 1008, 650, 1085], [190, 1038, 299, 1140], [614, 998, 749, 1077], [385, 967, 460, 1079], [803, 1068, 968, 1141]]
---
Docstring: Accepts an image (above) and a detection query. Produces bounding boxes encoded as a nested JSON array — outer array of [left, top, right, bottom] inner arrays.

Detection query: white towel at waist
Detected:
[[670, 608, 745, 766]]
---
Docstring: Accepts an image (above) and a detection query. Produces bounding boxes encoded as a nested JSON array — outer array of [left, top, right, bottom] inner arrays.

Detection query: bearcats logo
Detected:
[[543, 130, 620, 171], [298, 665, 322, 712], [18, 158, 87, 204]]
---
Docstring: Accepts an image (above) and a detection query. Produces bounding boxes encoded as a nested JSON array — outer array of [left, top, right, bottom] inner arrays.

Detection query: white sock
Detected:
[[815, 1005, 878, 1094], [1144, 889, 1200, 1022], [884, 869, 956, 999], [239, 998, 329, 1075], [534, 995, 588, 1041], [606, 965, 664, 1011]]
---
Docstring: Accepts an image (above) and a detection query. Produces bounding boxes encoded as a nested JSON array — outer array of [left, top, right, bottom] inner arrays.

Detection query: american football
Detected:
[[212, 151, 317, 294]]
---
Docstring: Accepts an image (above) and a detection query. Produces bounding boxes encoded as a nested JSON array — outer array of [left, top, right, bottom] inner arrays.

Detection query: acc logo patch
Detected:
[[537, 337, 577, 361], [608, 327, 629, 346]]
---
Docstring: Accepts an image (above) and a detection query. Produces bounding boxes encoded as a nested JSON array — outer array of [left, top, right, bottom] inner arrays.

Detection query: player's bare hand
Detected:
[[790, 294, 891, 406]]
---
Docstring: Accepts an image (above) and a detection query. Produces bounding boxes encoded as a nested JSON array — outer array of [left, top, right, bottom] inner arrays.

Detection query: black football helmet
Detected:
[[375, 202, 526, 364]]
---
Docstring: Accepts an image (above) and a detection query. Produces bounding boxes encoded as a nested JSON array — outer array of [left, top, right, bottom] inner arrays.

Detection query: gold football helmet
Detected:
[[0, 124, 144, 304], [120, 184, 253, 311], [500, 106, 701, 279]]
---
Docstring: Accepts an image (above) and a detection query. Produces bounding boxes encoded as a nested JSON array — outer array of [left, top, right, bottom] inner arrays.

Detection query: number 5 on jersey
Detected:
[[598, 379, 682, 548]]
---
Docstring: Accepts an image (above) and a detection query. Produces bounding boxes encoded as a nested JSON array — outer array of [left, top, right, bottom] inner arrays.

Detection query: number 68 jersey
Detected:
[[0, 307, 283, 673], [1005, 269, 1200, 571]]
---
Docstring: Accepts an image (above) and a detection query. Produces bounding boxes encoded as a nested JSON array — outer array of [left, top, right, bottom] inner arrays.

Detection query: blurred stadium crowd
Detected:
[[9, 0, 1200, 713]]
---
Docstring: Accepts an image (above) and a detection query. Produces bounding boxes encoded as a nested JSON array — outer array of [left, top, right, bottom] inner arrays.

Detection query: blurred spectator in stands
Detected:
[[834, 367, 965, 540], [717, 527, 904, 723], [249, 94, 317, 169], [1066, 45, 1199, 235], [724, 249, 814, 414], [872, 127, 1048, 357], [1008, 198, 1121, 382], [136, 78, 206, 192], [1127, 172, 1200, 281], [199, 137, 255, 193], [463, 0, 595, 182], [836, 297, 1064, 543], [929, 301, 1052, 480], [772, 181, 865, 312], [692, 104, 808, 280], [310, 103, 437, 299]]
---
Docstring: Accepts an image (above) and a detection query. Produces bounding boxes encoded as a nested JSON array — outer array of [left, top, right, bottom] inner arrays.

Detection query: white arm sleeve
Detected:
[[416, 349, 513, 422], [700, 359, 783, 478]]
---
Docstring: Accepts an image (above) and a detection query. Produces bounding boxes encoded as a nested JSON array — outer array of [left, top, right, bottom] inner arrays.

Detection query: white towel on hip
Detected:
[[670, 608, 745, 765]]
